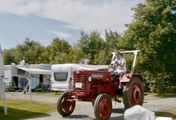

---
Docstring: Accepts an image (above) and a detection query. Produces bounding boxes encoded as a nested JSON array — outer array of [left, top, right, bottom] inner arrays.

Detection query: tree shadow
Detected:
[[111, 108, 124, 120], [66, 109, 125, 120], [112, 107, 125, 114], [62, 107, 125, 120], [71, 115, 124, 120], [0, 106, 50, 120], [110, 115, 124, 120], [65, 114, 89, 119]]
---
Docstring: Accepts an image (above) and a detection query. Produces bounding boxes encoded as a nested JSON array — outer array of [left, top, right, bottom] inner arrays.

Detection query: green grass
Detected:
[[32, 91, 63, 97], [155, 111, 176, 120], [0, 99, 55, 120], [144, 92, 176, 100], [156, 93, 176, 98]]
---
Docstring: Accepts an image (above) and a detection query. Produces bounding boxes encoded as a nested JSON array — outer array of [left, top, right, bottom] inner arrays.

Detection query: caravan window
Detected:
[[54, 72, 68, 81]]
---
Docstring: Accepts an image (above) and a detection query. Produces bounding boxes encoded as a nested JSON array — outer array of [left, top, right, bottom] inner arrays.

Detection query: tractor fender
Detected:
[[120, 74, 143, 83]]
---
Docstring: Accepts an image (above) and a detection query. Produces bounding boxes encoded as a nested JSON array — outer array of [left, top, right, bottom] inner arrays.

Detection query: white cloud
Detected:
[[47, 30, 71, 39], [0, 0, 145, 32], [0, 0, 41, 15], [66, 24, 79, 31]]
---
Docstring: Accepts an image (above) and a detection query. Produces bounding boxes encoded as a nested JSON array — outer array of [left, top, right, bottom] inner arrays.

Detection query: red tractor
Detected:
[[57, 50, 143, 120]]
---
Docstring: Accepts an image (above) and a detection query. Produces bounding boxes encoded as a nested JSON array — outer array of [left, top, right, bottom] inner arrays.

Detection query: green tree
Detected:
[[44, 38, 72, 63], [3, 49, 16, 64], [67, 46, 84, 63], [4, 38, 44, 64], [79, 31, 106, 64], [15, 38, 45, 64], [104, 30, 121, 64], [122, 0, 176, 93]]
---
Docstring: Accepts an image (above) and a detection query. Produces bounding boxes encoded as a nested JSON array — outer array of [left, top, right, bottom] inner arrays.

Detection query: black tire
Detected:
[[57, 91, 75, 117], [94, 94, 112, 120], [123, 76, 143, 109]]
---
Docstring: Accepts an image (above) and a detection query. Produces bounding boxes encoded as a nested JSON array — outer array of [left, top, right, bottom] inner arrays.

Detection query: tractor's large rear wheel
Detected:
[[57, 91, 75, 117], [123, 76, 143, 109], [94, 94, 112, 120]]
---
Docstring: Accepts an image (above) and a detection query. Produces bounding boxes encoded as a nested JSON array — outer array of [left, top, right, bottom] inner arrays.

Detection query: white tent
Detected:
[[0, 45, 7, 115], [16, 66, 51, 102], [17, 66, 51, 89], [17, 66, 51, 75]]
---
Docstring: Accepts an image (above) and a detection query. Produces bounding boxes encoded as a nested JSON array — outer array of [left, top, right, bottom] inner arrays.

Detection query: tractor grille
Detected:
[[73, 72, 88, 89]]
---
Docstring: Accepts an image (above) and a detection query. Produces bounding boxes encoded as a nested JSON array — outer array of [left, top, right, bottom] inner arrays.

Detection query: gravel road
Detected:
[[6, 92, 176, 120]]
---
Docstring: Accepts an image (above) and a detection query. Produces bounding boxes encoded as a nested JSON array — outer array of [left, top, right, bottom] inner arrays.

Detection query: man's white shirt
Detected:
[[114, 57, 126, 73]]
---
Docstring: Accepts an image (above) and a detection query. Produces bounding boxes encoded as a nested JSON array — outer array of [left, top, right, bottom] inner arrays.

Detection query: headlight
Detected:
[[88, 76, 92, 82]]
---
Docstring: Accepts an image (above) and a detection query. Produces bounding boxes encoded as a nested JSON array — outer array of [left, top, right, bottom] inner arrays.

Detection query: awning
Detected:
[[17, 67, 51, 75]]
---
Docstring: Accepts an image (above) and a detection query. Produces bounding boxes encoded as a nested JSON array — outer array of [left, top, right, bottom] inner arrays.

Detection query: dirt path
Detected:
[[6, 92, 176, 120]]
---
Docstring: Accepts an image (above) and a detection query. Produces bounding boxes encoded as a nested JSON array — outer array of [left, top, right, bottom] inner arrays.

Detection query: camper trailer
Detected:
[[50, 64, 72, 91], [50, 64, 108, 91]]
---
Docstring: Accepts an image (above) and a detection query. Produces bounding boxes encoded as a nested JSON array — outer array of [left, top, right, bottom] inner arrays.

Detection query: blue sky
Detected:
[[0, 0, 145, 49]]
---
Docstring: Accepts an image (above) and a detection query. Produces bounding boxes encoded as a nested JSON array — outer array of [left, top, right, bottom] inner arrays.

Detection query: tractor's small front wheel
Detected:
[[94, 94, 112, 120], [57, 91, 75, 117], [123, 76, 143, 109]]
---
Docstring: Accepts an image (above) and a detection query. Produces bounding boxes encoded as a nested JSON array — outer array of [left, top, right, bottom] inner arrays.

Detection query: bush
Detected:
[[144, 83, 150, 92], [150, 84, 157, 93], [170, 86, 176, 94]]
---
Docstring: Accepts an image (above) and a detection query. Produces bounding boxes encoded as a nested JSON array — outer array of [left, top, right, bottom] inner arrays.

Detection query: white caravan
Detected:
[[50, 64, 108, 91]]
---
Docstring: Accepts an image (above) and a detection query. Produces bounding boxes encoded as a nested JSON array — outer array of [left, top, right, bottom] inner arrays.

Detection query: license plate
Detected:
[[75, 82, 82, 88]]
